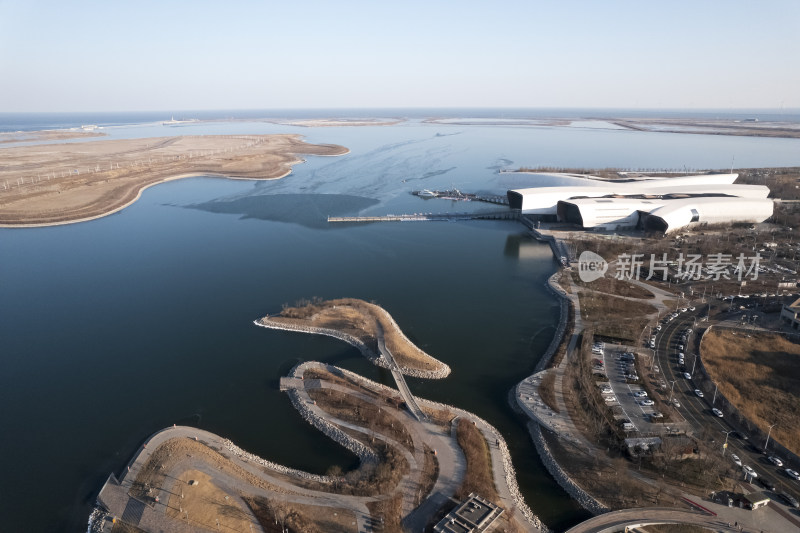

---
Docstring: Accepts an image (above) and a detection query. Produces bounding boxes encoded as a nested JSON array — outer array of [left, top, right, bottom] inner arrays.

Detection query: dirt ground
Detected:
[[702, 328, 800, 454], [0, 134, 347, 226], [165, 469, 254, 531]]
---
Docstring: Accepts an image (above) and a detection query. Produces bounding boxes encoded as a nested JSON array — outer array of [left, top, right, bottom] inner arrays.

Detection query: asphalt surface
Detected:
[[652, 306, 800, 503]]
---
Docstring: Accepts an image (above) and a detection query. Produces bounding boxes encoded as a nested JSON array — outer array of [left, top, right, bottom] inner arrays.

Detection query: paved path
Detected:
[[565, 495, 800, 533], [98, 362, 475, 533]]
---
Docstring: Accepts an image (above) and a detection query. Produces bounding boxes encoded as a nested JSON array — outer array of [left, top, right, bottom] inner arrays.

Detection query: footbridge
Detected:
[[375, 321, 426, 421]]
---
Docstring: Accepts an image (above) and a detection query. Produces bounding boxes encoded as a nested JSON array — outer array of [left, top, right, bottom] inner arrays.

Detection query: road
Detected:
[[652, 306, 800, 502]]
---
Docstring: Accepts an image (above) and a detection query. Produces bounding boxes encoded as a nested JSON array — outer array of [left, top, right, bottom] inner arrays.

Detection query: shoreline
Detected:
[[0, 134, 349, 227], [0, 171, 291, 229], [92, 360, 545, 532]]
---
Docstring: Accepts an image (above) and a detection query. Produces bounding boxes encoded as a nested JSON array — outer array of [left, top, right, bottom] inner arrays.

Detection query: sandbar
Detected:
[[0, 134, 348, 227]]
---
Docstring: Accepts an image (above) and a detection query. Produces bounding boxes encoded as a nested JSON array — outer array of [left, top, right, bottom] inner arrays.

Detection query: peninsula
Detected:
[[0, 134, 348, 227], [257, 297, 451, 379], [93, 302, 537, 532]]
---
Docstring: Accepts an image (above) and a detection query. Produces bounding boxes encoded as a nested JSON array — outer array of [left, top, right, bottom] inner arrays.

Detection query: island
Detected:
[[0, 134, 348, 227]]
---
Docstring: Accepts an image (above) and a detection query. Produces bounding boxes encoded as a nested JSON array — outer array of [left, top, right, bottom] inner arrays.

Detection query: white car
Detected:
[[769, 456, 784, 467], [633, 391, 648, 398], [604, 396, 617, 404], [785, 469, 800, 480], [683, 372, 692, 379], [600, 386, 613, 394], [694, 389, 704, 397], [639, 399, 655, 406], [681, 307, 688, 312], [711, 408, 723, 417], [672, 398, 681, 408], [743, 465, 758, 478], [656, 325, 662, 331], [689, 306, 696, 311], [731, 454, 742, 467]]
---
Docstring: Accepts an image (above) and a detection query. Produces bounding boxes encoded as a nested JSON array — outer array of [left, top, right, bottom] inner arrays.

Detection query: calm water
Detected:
[[2, 114, 800, 532]]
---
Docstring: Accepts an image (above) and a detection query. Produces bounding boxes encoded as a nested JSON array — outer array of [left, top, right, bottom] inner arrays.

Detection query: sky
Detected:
[[1, 0, 798, 112]]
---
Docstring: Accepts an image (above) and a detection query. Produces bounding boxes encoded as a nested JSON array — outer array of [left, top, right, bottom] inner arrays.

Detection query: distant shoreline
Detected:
[[0, 134, 348, 227]]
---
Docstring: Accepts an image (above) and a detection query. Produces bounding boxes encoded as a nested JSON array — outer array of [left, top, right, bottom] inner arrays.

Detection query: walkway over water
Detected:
[[328, 210, 519, 223], [375, 320, 426, 421]]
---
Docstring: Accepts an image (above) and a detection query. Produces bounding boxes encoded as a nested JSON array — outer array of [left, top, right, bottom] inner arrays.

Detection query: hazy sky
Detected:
[[1, 1, 798, 112]]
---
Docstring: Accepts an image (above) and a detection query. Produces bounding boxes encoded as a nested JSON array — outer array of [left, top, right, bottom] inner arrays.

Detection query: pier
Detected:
[[328, 210, 519, 223]]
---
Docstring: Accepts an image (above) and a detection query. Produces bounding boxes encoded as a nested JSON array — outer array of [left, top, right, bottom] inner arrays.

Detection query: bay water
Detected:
[[2, 113, 800, 531]]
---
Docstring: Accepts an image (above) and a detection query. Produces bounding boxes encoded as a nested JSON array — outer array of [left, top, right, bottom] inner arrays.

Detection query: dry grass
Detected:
[[454, 419, 499, 503], [130, 437, 287, 503], [307, 388, 415, 453], [571, 271, 655, 299], [275, 298, 448, 374], [702, 328, 800, 454], [245, 496, 357, 533], [0, 134, 347, 226], [165, 469, 254, 530], [419, 444, 440, 506], [577, 291, 656, 342], [366, 493, 404, 533], [544, 431, 682, 510]]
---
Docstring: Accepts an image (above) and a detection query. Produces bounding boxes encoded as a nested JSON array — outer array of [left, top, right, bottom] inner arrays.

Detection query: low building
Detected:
[[781, 298, 800, 330], [433, 493, 503, 533], [739, 491, 771, 510]]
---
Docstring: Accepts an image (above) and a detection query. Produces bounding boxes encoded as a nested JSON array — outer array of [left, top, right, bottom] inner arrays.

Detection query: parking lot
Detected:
[[598, 342, 667, 435]]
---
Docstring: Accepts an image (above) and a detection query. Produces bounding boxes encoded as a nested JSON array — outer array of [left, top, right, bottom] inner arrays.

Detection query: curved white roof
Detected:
[[508, 173, 741, 213], [644, 197, 774, 233]]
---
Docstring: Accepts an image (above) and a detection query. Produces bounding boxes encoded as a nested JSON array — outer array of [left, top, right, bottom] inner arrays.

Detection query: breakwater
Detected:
[[528, 422, 610, 516]]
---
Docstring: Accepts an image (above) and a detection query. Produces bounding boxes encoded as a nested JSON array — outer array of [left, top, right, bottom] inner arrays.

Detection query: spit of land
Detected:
[[0, 134, 348, 227]]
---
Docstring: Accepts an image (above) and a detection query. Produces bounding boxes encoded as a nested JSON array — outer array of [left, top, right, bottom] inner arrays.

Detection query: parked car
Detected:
[[694, 389, 704, 397], [650, 411, 663, 420], [711, 408, 723, 418], [743, 465, 758, 478], [759, 477, 776, 490], [639, 399, 655, 406], [683, 372, 692, 379], [672, 398, 681, 408], [731, 454, 742, 467], [768, 455, 784, 467], [633, 391, 648, 398], [785, 468, 800, 480]]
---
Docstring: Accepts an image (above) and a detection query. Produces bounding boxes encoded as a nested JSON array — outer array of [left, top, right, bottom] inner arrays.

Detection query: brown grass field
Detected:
[[571, 271, 655, 299], [702, 328, 800, 454], [271, 298, 449, 374], [454, 419, 498, 503], [577, 291, 656, 342], [0, 134, 347, 226]]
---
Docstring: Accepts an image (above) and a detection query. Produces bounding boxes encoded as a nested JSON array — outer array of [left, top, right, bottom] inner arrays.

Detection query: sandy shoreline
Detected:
[[0, 134, 348, 227]]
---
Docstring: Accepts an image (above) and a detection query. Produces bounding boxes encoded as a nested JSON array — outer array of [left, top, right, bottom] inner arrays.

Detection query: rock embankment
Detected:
[[528, 422, 609, 516], [292, 362, 547, 532], [255, 318, 450, 379]]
